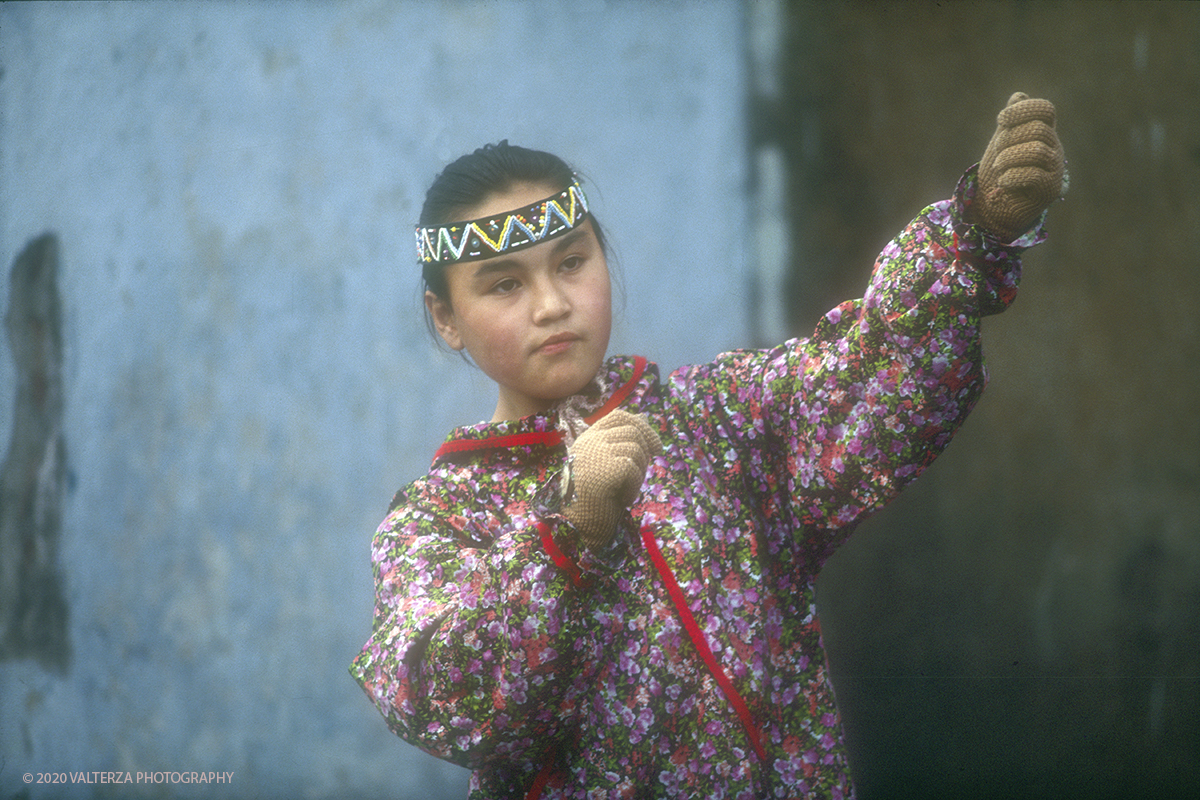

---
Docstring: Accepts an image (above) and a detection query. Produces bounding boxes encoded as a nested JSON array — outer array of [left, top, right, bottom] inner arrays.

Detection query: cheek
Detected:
[[584, 273, 613, 343], [460, 309, 524, 373]]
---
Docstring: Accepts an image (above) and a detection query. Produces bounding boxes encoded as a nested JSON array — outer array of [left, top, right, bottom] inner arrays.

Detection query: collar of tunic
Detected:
[[431, 355, 651, 466]]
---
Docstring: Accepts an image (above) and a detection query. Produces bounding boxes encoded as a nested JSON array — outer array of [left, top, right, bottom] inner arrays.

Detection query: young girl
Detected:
[[351, 93, 1065, 799]]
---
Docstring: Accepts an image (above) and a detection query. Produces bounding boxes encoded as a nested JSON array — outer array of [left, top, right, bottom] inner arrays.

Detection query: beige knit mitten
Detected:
[[974, 92, 1066, 242], [562, 409, 662, 551]]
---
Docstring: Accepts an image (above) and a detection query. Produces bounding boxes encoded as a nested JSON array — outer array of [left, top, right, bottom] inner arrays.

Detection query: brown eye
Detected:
[[492, 278, 520, 294]]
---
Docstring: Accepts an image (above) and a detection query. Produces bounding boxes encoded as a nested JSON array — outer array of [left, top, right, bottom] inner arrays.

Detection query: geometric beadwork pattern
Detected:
[[416, 179, 590, 264]]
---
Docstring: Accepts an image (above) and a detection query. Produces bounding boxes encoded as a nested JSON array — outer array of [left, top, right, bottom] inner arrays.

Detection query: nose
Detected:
[[531, 274, 571, 324]]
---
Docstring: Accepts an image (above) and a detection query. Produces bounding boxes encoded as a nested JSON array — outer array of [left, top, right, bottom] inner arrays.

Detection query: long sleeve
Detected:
[[348, 481, 596, 778], [349, 165, 1050, 798], [665, 166, 1045, 565]]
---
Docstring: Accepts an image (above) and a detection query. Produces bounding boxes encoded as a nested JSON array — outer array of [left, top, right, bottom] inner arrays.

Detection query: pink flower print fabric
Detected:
[[350, 166, 1045, 799]]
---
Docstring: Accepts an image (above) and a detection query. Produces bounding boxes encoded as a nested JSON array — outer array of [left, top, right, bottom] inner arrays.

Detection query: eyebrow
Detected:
[[469, 228, 592, 279]]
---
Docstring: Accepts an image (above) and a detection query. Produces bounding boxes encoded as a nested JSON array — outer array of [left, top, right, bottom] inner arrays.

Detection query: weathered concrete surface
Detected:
[[784, 3, 1200, 798], [0, 2, 749, 797]]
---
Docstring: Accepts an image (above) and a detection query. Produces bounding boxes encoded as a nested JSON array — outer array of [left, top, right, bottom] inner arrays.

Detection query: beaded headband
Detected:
[[416, 179, 590, 265]]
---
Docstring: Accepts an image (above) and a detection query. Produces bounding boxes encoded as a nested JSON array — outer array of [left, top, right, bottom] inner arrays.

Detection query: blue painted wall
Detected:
[[0, 2, 750, 797]]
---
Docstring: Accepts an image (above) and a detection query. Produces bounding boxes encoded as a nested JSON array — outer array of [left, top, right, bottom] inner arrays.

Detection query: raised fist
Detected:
[[562, 409, 662, 550], [973, 92, 1066, 242]]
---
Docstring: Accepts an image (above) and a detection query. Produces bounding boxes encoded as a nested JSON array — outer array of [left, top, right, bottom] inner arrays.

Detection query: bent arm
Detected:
[[349, 493, 591, 772]]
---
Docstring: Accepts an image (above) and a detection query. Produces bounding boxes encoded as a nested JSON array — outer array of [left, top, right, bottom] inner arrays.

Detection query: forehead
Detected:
[[440, 221, 600, 296], [463, 181, 563, 221]]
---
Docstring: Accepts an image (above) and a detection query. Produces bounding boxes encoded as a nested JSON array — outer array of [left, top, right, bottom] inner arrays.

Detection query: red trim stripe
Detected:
[[536, 521, 584, 589], [432, 357, 648, 464], [585, 355, 646, 423], [640, 524, 767, 763], [523, 760, 555, 800], [462, 355, 655, 799], [434, 430, 559, 459]]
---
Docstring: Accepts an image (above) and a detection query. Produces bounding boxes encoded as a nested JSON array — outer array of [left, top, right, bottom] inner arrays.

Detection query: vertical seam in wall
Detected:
[[743, 0, 790, 349]]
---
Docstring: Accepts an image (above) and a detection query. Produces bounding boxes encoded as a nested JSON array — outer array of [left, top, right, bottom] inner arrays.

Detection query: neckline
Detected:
[[432, 355, 648, 465]]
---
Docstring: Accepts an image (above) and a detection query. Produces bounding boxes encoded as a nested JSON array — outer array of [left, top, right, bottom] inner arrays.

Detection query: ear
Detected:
[[425, 290, 465, 351]]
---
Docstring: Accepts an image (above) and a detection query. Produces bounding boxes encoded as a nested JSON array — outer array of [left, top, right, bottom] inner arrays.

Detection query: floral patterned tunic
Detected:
[[350, 167, 1046, 799]]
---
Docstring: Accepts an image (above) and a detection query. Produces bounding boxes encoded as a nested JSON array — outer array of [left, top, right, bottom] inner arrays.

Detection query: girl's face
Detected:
[[425, 182, 613, 422]]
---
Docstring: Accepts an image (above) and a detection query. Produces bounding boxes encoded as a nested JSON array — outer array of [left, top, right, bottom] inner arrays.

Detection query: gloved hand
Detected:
[[973, 92, 1066, 242], [562, 409, 662, 550]]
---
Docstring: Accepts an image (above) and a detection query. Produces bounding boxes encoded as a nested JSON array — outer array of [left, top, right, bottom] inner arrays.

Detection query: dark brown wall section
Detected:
[[777, 2, 1200, 797]]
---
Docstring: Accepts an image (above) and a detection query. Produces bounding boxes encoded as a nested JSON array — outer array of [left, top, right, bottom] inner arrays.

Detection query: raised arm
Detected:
[[668, 94, 1064, 561]]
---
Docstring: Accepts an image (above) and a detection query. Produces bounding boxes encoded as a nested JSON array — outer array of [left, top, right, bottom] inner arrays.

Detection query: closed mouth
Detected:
[[536, 332, 581, 352]]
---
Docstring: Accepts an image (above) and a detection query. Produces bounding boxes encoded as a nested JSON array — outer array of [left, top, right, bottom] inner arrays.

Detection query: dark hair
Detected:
[[418, 141, 609, 308]]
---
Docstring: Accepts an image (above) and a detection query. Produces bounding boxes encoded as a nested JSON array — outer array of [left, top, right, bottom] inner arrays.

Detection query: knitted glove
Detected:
[[973, 92, 1066, 242], [562, 409, 662, 551]]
